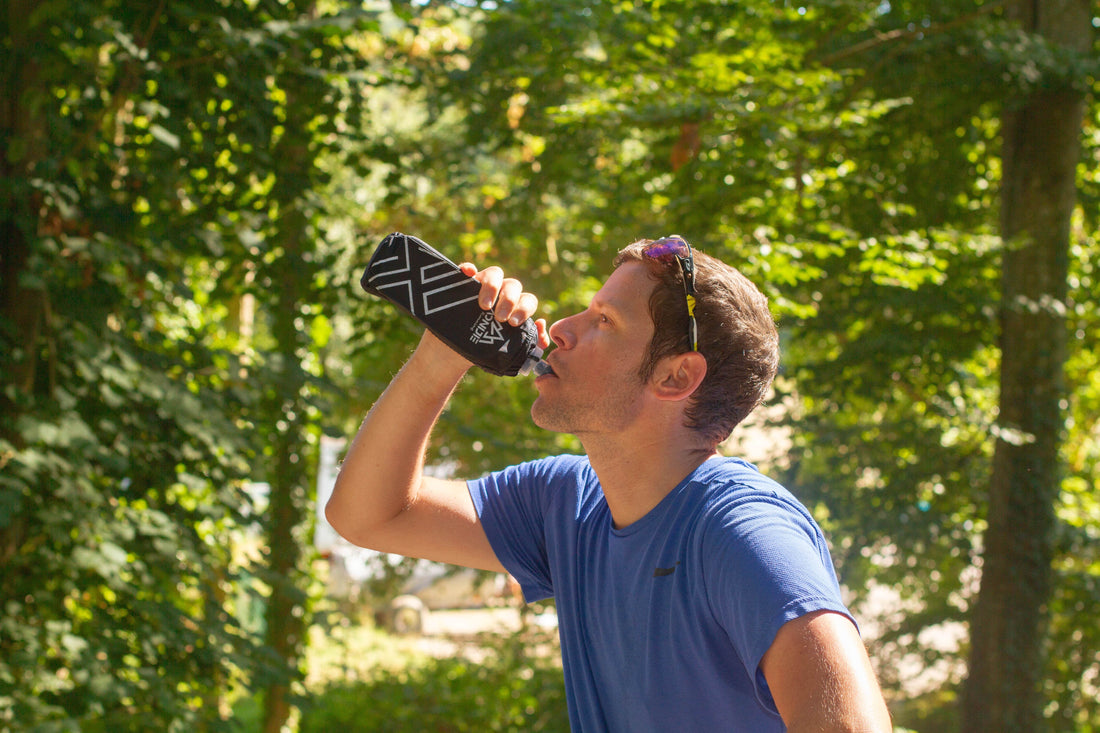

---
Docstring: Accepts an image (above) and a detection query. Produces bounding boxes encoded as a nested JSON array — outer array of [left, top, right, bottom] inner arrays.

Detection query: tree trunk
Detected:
[[961, 1, 1090, 731], [0, 0, 49, 566], [260, 203, 313, 733], [259, 29, 318, 730]]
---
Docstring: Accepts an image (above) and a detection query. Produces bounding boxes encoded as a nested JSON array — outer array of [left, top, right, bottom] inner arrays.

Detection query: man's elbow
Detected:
[[324, 480, 357, 542], [324, 497, 345, 538], [323, 477, 401, 548], [323, 497, 340, 532]]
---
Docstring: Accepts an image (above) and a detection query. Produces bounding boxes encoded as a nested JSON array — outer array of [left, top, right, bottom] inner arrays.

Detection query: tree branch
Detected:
[[815, 1, 1007, 67]]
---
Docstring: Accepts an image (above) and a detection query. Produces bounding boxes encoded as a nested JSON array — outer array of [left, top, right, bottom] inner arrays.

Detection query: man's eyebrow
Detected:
[[589, 296, 623, 320]]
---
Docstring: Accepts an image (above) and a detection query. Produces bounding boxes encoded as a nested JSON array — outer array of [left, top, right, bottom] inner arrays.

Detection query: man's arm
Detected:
[[761, 610, 893, 733], [325, 264, 546, 572]]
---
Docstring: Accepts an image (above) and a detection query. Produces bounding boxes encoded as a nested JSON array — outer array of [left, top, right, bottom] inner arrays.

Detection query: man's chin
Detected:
[[530, 400, 571, 434]]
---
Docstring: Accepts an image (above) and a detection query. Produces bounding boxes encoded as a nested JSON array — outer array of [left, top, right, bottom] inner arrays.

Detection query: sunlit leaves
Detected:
[[1, 0, 379, 727]]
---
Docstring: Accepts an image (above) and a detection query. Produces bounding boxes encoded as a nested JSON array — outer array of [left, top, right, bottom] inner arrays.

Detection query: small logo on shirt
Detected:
[[653, 562, 681, 578]]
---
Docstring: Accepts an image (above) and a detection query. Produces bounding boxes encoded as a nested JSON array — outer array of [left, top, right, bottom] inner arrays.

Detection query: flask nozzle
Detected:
[[527, 359, 554, 377]]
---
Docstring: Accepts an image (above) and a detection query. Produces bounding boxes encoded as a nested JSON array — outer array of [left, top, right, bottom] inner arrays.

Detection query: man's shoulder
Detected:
[[691, 458, 819, 533], [477, 454, 595, 502], [485, 452, 588, 476], [693, 456, 791, 501], [513, 453, 592, 480]]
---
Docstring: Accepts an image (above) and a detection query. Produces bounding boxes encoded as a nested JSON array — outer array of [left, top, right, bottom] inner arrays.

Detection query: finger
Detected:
[[475, 266, 504, 310], [535, 319, 551, 349], [495, 278, 525, 322], [507, 292, 539, 326], [458, 262, 478, 277]]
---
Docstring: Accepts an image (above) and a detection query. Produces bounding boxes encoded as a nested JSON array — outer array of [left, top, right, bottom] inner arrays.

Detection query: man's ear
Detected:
[[652, 352, 708, 402]]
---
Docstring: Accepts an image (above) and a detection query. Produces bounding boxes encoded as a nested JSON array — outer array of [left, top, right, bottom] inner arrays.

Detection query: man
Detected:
[[326, 235, 892, 731]]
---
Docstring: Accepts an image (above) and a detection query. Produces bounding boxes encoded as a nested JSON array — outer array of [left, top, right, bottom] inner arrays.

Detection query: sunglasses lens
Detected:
[[645, 237, 690, 260], [643, 236, 699, 352]]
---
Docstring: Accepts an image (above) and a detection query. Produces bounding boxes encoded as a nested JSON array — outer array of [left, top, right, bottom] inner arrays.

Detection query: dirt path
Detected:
[[411, 606, 558, 660]]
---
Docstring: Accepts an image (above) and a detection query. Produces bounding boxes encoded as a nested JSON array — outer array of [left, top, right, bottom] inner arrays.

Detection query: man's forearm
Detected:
[[325, 331, 470, 546]]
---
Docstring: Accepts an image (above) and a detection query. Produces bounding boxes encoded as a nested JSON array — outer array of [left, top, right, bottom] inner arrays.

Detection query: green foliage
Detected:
[[1, 0, 378, 728], [2, 0, 1097, 728], [0, 256, 272, 729], [890, 686, 961, 733], [299, 642, 568, 732]]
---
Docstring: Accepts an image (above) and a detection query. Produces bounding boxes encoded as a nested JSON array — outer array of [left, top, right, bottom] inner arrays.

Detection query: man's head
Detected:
[[614, 238, 780, 447]]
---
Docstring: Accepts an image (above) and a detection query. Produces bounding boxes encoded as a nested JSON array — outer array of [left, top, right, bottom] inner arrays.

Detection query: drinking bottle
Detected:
[[361, 232, 548, 377]]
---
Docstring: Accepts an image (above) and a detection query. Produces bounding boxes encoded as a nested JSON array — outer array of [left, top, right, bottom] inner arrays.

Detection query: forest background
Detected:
[[2, 0, 1097, 731]]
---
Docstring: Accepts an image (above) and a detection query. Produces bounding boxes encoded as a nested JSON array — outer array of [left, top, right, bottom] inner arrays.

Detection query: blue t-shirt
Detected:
[[468, 454, 852, 732]]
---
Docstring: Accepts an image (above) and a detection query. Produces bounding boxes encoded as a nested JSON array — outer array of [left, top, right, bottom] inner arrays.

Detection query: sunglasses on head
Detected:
[[642, 235, 698, 352]]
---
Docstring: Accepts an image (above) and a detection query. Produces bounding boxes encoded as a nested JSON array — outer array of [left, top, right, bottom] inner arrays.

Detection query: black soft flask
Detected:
[[361, 232, 545, 377]]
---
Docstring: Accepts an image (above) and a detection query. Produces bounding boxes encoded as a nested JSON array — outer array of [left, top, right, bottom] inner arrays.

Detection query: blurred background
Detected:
[[1, 1, 1097, 731]]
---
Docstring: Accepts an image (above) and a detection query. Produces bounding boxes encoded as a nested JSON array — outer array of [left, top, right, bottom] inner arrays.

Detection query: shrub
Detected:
[[300, 649, 568, 732]]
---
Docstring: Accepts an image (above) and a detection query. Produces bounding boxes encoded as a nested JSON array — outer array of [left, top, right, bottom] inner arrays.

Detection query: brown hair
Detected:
[[614, 240, 780, 447]]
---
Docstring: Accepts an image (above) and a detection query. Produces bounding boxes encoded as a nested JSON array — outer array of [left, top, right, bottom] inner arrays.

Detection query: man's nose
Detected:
[[547, 315, 576, 350]]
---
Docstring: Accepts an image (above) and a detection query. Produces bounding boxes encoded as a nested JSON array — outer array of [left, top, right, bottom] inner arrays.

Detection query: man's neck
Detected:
[[581, 430, 717, 529]]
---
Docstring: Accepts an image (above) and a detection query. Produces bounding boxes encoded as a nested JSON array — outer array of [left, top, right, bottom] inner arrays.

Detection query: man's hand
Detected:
[[459, 261, 551, 346]]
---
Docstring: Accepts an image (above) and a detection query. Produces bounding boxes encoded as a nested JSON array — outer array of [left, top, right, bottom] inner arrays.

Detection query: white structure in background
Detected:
[[314, 434, 346, 557], [314, 435, 376, 596], [313, 436, 514, 632]]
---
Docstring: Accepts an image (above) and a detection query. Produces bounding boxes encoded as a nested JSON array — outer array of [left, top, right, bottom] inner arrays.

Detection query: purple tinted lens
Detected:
[[644, 237, 690, 259]]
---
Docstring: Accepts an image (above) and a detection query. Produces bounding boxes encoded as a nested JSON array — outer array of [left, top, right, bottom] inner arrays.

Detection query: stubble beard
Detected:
[[531, 374, 646, 438]]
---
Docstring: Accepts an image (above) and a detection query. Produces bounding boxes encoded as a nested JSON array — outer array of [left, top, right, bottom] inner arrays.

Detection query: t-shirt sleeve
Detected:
[[702, 492, 854, 711], [467, 457, 568, 602]]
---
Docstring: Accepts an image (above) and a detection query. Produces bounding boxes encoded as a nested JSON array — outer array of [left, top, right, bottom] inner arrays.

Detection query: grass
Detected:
[[305, 609, 435, 688]]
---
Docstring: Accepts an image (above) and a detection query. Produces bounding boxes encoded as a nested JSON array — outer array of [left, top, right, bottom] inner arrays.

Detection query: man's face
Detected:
[[531, 262, 657, 437]]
